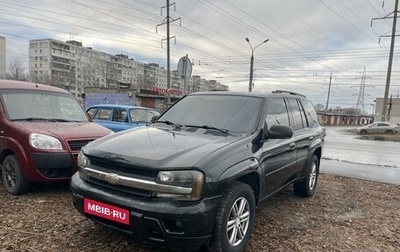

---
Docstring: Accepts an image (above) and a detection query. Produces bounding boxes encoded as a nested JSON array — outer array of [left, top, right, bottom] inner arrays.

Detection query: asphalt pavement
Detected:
[[320, 159, 400, 185], [320, 126, 400, 185]]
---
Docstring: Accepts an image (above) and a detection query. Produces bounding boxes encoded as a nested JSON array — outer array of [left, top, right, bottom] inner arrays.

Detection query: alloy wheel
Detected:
[[226, 196, 250, 246], [309, 161, 317, 190], [4, 161, 17, 190]]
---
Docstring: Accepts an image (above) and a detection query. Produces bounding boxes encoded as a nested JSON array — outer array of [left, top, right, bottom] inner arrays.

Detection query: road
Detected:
[[320, 126, 400, 185], [322, 126, 400, 167]]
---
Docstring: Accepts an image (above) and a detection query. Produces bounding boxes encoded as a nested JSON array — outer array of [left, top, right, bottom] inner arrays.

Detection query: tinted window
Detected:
[[302, 100, 320, 128], [296, 99, 308, 127], [159, 94, 263, 134], [377, 123, 389, 127], [287, 98, 305, 130], [265, 98, 289, 129]]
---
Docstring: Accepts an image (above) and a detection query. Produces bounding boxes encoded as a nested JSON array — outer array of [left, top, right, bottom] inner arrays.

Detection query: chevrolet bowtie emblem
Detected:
[[104, 173, 120, 185]]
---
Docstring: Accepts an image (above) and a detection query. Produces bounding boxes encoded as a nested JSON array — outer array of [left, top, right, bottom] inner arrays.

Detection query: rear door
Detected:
[[286, 98, 321, 173], [377, 123, 390, 133], [91, 107, 130, 132], [286, 98, 312, 173], [109, 108, 130, 132]]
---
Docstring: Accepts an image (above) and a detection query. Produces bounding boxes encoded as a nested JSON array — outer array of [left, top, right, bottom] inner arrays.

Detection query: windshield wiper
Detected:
[[12, 117, 54, 122], [157, 120, 182, 129], [185, 125, 232, 135], [48, 118, 80, 122], [12, 118, 79, 122]]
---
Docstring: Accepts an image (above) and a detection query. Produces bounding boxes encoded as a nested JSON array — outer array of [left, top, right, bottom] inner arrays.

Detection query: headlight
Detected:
[[156, 170, 204, 201], [77, 152, 89, 180], [77, 151, 90, 167], [29, 133, 62, 150]]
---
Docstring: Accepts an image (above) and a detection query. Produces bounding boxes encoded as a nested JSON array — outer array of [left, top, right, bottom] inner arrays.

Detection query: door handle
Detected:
[[289, 143, 296, 149], [309, 136, 314, 140]]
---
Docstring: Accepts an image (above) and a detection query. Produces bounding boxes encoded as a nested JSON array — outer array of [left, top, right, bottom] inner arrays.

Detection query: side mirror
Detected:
[[265, 124, 293, 139], [150, 115, 159, 123], [87, 112, 93, 122]]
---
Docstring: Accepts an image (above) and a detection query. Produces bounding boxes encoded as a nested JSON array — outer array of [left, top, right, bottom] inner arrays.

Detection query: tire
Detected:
[[1, 155, 30, 195], [385, 130, 393, 134], [360, 129, 368, 135], [293, 155, 319, 197], [209, 182, 256, 252]]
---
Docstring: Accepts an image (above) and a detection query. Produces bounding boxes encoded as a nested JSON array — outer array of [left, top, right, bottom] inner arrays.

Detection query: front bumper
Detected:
[[70, 173, 221, 248], [31, 152, 74, 178]]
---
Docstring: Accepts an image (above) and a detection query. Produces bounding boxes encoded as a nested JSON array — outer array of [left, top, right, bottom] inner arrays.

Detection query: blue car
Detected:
[[86, 104, 160, 132]]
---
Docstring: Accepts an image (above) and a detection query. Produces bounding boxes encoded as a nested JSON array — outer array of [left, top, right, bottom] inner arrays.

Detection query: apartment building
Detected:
[[29, 38, 228, 98], [29, 39, 144, 95]]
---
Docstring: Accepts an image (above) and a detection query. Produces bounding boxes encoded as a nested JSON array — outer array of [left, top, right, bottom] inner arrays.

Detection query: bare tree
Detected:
[[342, 107, 362, 115], [314, 103, 325, 111], [78, 54, 109, 88], [7, 57, 29, 81], [84, 59, 107, 87]]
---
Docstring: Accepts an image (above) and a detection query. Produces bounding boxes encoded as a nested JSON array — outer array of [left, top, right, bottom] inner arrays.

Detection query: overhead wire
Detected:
[[1, 0, 399, 100]]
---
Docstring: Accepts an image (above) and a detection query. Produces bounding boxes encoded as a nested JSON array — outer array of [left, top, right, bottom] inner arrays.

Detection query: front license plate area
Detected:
[[84, 198, 130, 225]]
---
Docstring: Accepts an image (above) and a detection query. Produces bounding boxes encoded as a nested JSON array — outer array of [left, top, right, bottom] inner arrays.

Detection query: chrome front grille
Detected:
[[85, 157, 158, 198]]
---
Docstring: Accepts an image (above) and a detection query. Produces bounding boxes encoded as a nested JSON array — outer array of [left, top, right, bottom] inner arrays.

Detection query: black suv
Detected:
[[71, 90, 324, 251]]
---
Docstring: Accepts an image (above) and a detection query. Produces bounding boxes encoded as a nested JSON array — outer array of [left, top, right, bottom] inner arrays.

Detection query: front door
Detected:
[[260, 98, 297, 198]]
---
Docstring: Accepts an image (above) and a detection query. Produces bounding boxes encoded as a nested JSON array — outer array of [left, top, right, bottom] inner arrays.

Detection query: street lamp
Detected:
[[245, 38, 269, 92]]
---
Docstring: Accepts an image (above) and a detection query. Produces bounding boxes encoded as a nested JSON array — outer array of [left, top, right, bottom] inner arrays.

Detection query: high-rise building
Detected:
[[0, 36, 6, 79], [29, 39, 146, 96], [29, 38, 228, 97]]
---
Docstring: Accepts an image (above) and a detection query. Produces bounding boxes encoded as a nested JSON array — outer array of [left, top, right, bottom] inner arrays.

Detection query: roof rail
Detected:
[[272, 90, 306, 98]]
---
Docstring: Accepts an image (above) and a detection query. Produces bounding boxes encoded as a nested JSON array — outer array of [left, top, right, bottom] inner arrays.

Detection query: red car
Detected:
[[0, 80, 112, 195]]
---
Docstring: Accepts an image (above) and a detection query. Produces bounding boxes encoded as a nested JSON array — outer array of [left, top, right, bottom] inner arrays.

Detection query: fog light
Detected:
[[176, 219, 185, 228]]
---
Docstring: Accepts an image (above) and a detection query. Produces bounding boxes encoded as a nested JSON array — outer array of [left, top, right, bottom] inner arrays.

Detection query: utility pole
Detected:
[[387, 94, 393, 120], [248, 52, 254, 92], [371, 0, 400, 121], [157, 0, 181, 109], [325, 71, 333, 110]]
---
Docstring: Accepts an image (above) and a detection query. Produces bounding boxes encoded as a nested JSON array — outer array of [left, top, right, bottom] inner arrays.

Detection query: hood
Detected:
[[84, 126, 241, 169], [13, 121, 111, 139]]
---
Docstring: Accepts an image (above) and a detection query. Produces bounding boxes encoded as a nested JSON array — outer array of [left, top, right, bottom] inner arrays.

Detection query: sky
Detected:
[[1, 0, 400, 114]]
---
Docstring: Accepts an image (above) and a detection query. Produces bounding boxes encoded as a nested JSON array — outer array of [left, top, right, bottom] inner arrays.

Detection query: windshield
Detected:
[[2, 90, 89, 122], [158, 94, 263, 134]]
